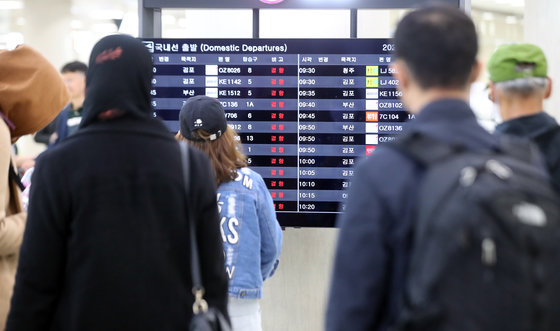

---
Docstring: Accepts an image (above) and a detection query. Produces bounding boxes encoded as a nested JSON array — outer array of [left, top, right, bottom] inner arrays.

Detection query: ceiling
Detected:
[[1, 0, 526, 25], [0, 0, 524, 13], [0, 0, 525, 45], [69, 0, 525, 13]]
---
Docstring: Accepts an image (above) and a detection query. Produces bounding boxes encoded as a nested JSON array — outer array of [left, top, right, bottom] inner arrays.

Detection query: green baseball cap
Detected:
[[487, 43, 548, 82]]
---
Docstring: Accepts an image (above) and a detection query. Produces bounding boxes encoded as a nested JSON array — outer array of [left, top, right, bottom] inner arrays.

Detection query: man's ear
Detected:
[[391, 60, 408, 90], [488, 82, 496, 102], [469, 60, 482, 84], [545, 77, 553, 99]]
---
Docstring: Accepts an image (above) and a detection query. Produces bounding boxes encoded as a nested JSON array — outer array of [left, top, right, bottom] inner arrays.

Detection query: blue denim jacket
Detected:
[[217, 167, 283, 299]]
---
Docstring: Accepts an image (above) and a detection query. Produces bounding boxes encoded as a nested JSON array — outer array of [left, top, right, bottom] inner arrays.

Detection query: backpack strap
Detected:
[[391, 131, 541, 169], [498, 134, 543, 167], [387, 131, 465, 166]]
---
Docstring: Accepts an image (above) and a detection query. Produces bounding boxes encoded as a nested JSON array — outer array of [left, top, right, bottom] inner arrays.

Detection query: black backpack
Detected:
[[388, 131, 560, 331]]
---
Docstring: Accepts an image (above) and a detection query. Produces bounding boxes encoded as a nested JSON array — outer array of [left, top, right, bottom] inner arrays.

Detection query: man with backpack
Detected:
[[326, 4, 560, 331], [488, 43, 560, 191]]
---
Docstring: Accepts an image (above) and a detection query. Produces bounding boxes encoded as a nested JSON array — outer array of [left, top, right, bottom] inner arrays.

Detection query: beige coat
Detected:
[[0, 120, 25, 330], [0, 45, 69, 329]]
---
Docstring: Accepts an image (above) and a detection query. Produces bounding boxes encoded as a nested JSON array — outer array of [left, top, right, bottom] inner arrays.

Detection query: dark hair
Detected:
[[394, 4, 478, 89], [61, 61, 88, 74], [176, 127, 247, 186]]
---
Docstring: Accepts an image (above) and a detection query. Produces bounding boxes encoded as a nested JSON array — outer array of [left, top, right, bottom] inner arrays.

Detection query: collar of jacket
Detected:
[[413, 98, 476, 123], [406, 98, 500, 151], [495, 111, 558, 139], [72, 115, 174, 141]]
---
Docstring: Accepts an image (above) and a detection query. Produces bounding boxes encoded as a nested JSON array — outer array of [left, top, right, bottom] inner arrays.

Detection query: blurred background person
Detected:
[[6, 35, 228, 330], [0, 44, 68, 329], [488, 43, 560, 190], [34, 61, 87, 146], [326, 5, 489, 331], [177, 95, 283, 331]]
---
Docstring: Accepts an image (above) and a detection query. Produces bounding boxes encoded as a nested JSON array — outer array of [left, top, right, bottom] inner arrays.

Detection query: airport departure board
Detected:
[[142, 38, 407, 227]]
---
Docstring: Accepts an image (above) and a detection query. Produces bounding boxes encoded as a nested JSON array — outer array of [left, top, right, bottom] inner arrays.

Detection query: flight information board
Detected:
[[143, 38, 408, 227]]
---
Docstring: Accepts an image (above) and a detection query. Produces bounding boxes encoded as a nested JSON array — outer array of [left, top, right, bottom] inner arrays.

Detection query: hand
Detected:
[[49, 132, 58, 144], [15, 154, 36, 173]]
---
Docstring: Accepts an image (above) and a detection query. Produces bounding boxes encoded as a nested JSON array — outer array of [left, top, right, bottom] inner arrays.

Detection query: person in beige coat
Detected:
[[0, 45, 69, 329]]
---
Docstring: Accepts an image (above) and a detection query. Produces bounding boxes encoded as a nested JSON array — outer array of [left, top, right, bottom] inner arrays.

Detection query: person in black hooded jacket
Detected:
[[6, 34, 229, 330]]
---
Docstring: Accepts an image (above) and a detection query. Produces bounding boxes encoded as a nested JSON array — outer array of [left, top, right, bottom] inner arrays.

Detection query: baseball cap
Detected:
[[179, 95, 228, 141], [488, 43, 548, 82]]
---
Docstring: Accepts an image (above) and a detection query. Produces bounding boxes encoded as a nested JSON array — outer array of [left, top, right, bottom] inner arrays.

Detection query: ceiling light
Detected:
[[0, 1, 23, 10], [505, 16, 518, 24], [90, 9, 125, 20], [71, 20, 83, 29], [482, 12, 494, 20], [162, 14, 176, 25], [91, 23, 118, 33]]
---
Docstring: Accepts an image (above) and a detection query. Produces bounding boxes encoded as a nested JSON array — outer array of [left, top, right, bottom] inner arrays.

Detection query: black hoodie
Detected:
[[6, 35, 229, 331], [81, 34, 153, 128]]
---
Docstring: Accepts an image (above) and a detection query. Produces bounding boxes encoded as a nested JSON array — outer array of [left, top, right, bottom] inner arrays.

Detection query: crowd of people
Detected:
[[0, 3, 557, 331]]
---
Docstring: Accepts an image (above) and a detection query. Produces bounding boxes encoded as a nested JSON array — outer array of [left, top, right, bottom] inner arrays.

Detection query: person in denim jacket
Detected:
[[176, 95, 283, 331]]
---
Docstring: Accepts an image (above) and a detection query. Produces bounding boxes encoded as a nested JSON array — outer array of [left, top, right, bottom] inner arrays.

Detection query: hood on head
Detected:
[[0, 45, 69, 138], [80, 34, 153, 128]]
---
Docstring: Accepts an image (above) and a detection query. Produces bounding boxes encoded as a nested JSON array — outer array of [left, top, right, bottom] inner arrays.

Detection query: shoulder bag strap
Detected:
[[179, 141, 209, 315], [0, 113, 25, 191], [8, 160, 24, 191]]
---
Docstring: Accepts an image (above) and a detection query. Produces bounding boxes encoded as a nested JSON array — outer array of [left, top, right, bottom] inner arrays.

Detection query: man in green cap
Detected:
[[488, 43, 559, 190]]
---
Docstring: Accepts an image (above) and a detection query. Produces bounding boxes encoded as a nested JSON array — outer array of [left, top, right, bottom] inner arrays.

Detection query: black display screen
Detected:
[[142, 38, 408, 227]]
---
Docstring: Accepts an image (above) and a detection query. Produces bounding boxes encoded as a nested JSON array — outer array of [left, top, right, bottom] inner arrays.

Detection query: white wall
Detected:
[[260, 9, 350, 38], [162, 9, 253, 38], [357, 9, 408, 38], [22, 0, 73, 70], [524, 0, 560, 120], [256, 10, 347, 331], [14, 0, 75, 157], [261, 228, 337, 331]]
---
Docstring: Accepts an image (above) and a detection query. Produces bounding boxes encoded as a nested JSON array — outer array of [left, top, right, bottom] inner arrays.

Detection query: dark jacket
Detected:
[[35, 104, 80, 146], [7, 116, 228, 330], [326, 99, 500, 331], [33, 115, 57, 145], [495, 112, 560, 191], [54, 104, 82, 143], [7, 34, 229, 331]]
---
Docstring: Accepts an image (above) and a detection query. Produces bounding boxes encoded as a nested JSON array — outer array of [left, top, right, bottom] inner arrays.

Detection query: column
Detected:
[[16, 0, 72, 156], [23, 0, 73, 70], [524, 0, 560, 119]]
